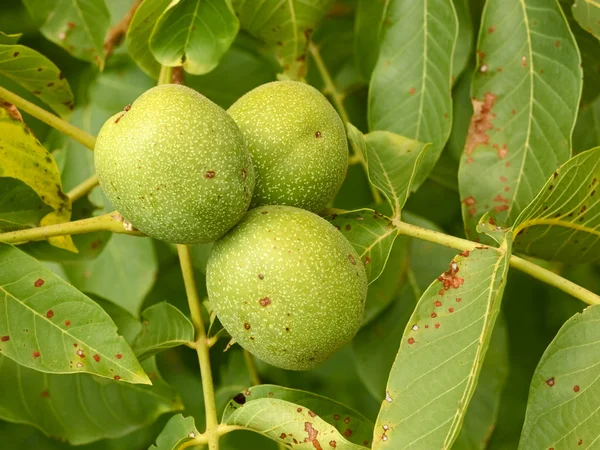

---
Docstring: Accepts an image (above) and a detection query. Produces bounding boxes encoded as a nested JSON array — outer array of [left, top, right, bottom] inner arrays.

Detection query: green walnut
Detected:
[[228, 80, 348, 212], [94, 84, 254, 244], [206, 205, 367, 370]]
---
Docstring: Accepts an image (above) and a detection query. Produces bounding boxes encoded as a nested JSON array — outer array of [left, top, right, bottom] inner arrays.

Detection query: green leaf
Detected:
[[322, 208, 398, 284], [458, 0, 583, 240], [126, 0, 171, 78], [133, 302, 195, 360], [0, 44, 74, 118], [233, 0, 335, 80], [20, 0, 111, 69], [354, 0, 389, 80], [373, 240, 512, 449], [574, 97, 600, 154], [0, 32, 22, 45], [149, 414, 200, 450], [347, 123, 431, 217], [0, 177, 52, 232], [453, 317, 509, 449], [223, 385, 372, 449], [149, 0, 239, 75], [0, 244, 150, 384], [451, 0, 474, 81], [512, 147, 600, 263], [0, 356, 181, 445], [572, 0, 600, 40], [519, 305, 600, 449], [368, 0, 458, 187], [0, 104, 75, 252], [63, 234, 158, 316]]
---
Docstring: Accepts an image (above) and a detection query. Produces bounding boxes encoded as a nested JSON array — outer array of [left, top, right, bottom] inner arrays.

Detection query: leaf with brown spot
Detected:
[[149, 414, 200, 450], [222, 385, 372, 448], [0, 106, 75, 251], [459, 0, 582, 242]]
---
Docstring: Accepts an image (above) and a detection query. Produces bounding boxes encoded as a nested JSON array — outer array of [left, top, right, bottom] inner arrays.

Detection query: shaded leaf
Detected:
[[126, 0, 171, 78], [368, 0, 457, 187], [519, 305, 600, 449], [452, 0, 474, 82], [353, 0, 389, 80], [459, 0, 582, 240], [233, 0, 335, 80], [0, 244, 149, 384], [63, 234, 158, 316], [0, 177, 52, 232], [21, 0, 110, 69], [0, 32, 22, 45], [574, 96, 600, 154], [0, 356, 181, 445], [513, 147, 600, 263], [149, 414, 200, 450], [0, 43, 74, 118], [0, 104, 75, 251], [453, 317, 509, 450], [373, 240, 512, 449], [323, 208, 397, 284], [133, 302, 194, 360], [223, 385, 371, 449], [347, 123, 430, 217], [572, 0, 600, 40], [149, 0, 239, 75]]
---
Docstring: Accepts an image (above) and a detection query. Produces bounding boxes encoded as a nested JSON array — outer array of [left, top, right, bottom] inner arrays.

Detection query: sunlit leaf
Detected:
[[368, 0, 458, 187], [149, 414, 200, 450], [458, 0, 582, 240], [0, 177, 52, 232], [233, 0, 335, 80], [323, 208, 398, 284], [0, 356, 181, 445], [519, 305, 600, 449], [0, 104, 75, 251], [0, 43, 74, 118], [149, 0, 239, 75], [572, 0, 600, 40], [133, 302, 195, 360], [347, 123, 430, 217], [512, 147, 600, 263], [373, 239, 512, 449], [126, 0, 171, 78], [63, 234, 158, 316], [223, 385, 372, 449], [21, 0, 110, 69], [0, 244, 149, 384]]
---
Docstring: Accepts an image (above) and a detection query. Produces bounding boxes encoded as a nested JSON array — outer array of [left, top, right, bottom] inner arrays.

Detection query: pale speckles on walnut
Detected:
[[206, 205, 367, 370], [94, 84, 255, 244], [228, 81, 348, 213]]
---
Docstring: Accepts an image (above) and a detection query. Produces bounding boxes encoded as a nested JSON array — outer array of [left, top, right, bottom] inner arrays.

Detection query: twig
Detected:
[[104, 0, 143, 59]]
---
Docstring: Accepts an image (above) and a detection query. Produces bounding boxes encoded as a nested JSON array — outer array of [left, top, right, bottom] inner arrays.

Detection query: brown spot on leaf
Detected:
[[65, 320, 71, 326], [2, 102, 23, 121], [280, 433, 287, 439], [465, 92, 497, 156], [114, 375, 121, 381], [488, 26, 495, 33], [494, 205, 509, 212], [1, 336, 9, 342], [93, 354, 100, 362], [574, 385, 580, 392], [304, 422, 322, 450], [329, 441, 337, 448], [33, 351, 41, 359], [463, 196, 476, 206], [40, 390, 50, 398], [34, 279, 44, 287], [46, 310, 54, 319], [497, 144, 508, 159], [409, 87, 416, 95], [115, 354, 123, 359], [437, 261, 465, 290], [407, 337, 415, 345], [493, 194, 509, 204], [344, 429, 352, 438], [233, 393, 246, 404], [460, 250, 470, 257], [546, 377, 555, 387]]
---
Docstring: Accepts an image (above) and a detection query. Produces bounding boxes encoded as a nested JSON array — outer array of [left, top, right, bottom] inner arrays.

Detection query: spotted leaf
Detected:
[[0, 244, 150, 384], [149, 414, 200, 450], [513, 147, 600, 263], [519, 305, 600, 449], [572, 0, 600, 40], [0, 104, 75, 251], [149, 0, 239, 75], [373, 238, 512, 449], [0, 356, 180, 445], [368, 0, 458, 188], [0, 177, 52, 232], [133, 302, 195, 360], [323, 208, 398, 284], [223, 385, 372, 449], [459, 0, 582, 241]]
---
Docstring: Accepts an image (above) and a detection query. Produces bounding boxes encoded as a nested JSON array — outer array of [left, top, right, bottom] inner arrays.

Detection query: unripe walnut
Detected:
[[228, 81, 348, 213], [94, 84, 254, 244], [206, 205, 367, 370]]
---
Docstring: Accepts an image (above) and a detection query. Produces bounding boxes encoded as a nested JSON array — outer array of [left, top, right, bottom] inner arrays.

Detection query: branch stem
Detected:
[[0, 212, 142, 244], [0, 86, 96, 150], [67, 175, 99, 202], [393, 219, 600, 306], [177, 245, 220, 450]]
